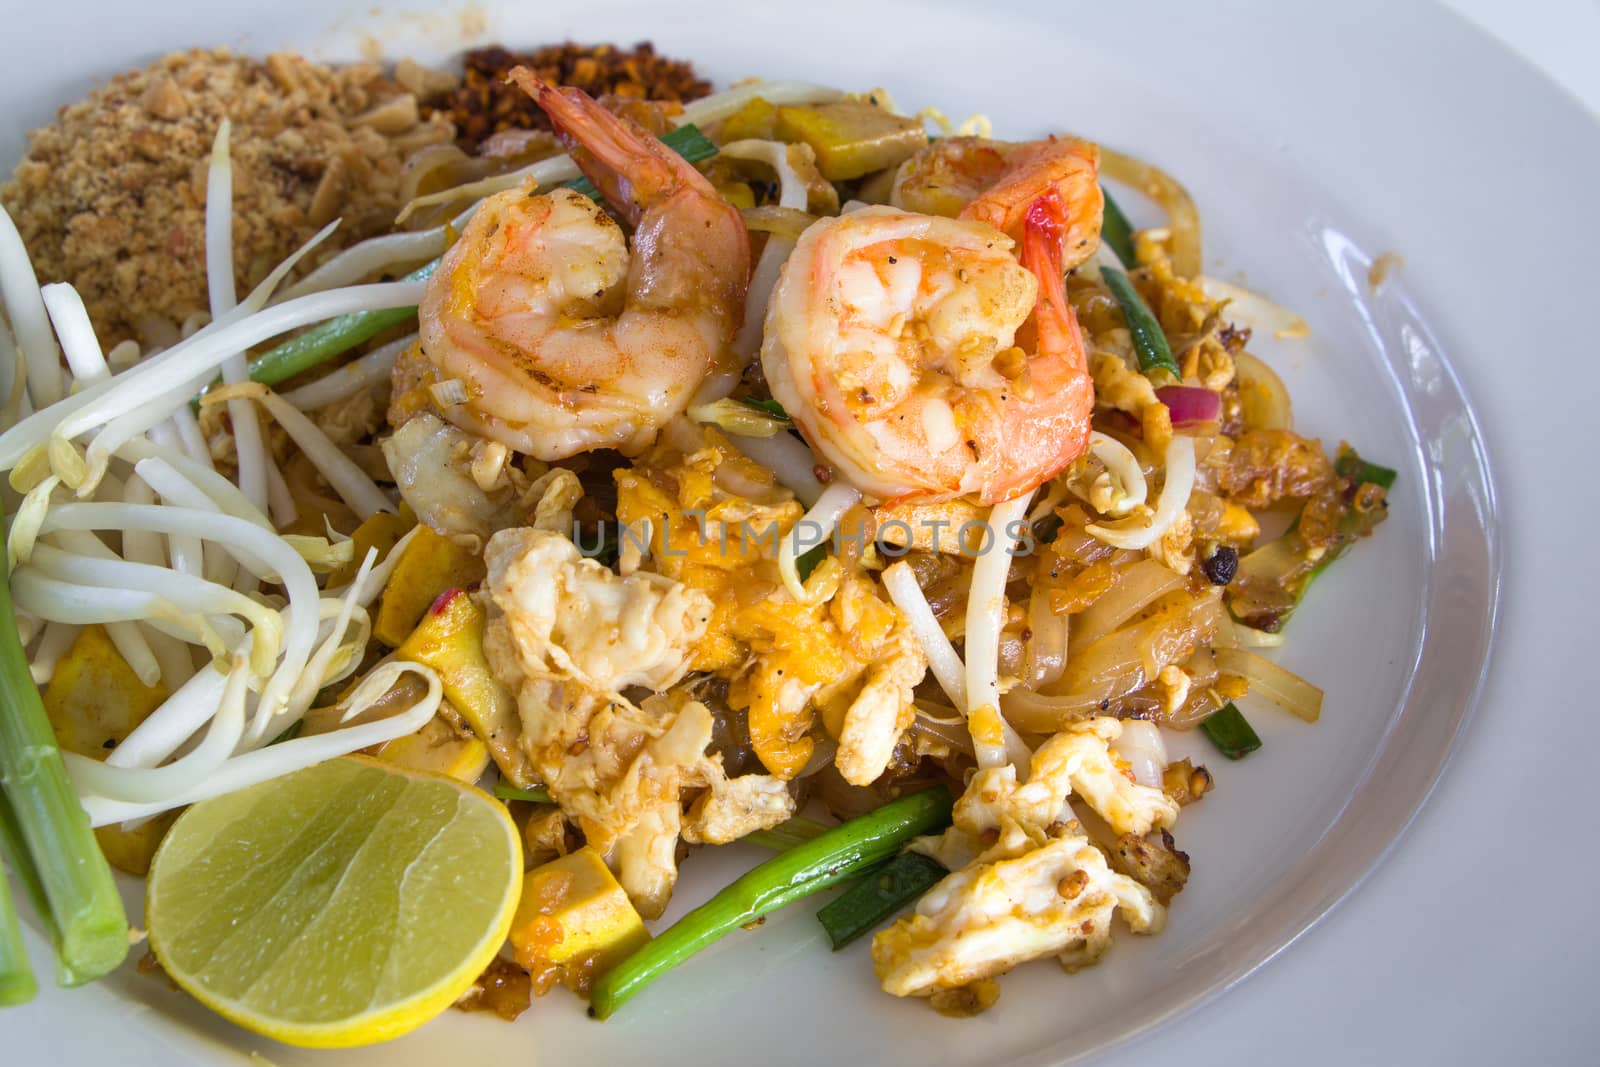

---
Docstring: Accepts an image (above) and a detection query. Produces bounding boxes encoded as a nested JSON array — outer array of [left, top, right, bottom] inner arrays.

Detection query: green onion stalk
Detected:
[[815, 850, 947, 950], [0, 830, 38, 1004], [1101, 265, 1180, 380], [589, 786, 953, 1019], [0, 503, 129, 987]]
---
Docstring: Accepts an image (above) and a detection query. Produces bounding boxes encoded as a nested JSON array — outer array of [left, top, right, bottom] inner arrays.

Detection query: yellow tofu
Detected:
[[509, 848, 650, 992], [328, 508, 413, 588], [372, 712, 490, 783], [774, 102, 928, 181], [719, 96, 776, 141], [43, 625, 174, 875], [396, 588, 535, 787], [373, 524, 487, 647]]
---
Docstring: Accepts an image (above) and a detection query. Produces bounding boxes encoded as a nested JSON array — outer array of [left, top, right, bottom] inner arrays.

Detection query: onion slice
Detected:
[[1214, 647, 1323, 722]]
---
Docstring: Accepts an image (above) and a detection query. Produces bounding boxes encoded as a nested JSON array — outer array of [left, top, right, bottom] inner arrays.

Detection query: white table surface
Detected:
[[1122, 11, 1600, 1064], [4, 4, 1597, 1064]]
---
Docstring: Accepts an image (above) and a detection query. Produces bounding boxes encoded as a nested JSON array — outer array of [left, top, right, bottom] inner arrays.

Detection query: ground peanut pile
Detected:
[[427, 42, 711, 152], [0, 48, 454, 344]]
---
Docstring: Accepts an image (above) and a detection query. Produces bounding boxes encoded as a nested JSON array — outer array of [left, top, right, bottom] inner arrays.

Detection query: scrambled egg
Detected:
[[874, 718, 1176, 1003], [616, 425, 926, 785], [481, 527, 795, 917]]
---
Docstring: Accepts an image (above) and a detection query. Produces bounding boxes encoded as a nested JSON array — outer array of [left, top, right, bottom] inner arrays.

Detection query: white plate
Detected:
[[6, 0, 1591, 1063]]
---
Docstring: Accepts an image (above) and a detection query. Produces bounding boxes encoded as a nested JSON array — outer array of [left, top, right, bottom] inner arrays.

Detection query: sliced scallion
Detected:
[[816, 850, 947, 950], [1200, 702, 1262, 760], [1099, 186, 1138, 267], [1101, 265, 1180, 380]]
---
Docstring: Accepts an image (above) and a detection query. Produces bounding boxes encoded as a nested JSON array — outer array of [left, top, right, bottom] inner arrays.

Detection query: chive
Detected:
[[795, 543, 828, 581], [563, 124, 719, 200], [742, 397, 790, 421], [1099, 186, 1138, 267], [589, 786, 954, 1019], [493, 783, 553, 805], [242, 263, 436, 391], [0, 848, 37, 1005], [1200, 703, 1262, 760], [1101, 266, 1180, 380], [743, 816, 832, 851], [1334, 449, 1398, 490], [0, 513, 129, 986], [816, 850, 947, 950], [238, 124, 721, 393]]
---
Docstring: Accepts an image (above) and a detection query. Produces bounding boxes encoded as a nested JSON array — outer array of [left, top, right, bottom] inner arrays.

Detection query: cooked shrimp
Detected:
[[761, 190, 1093, 504], [892, 135, 1104, 269], [416, 69, 749, 459]]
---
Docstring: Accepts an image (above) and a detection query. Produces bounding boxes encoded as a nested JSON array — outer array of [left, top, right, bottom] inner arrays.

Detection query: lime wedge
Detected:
[[146, 755, 521, 1048]]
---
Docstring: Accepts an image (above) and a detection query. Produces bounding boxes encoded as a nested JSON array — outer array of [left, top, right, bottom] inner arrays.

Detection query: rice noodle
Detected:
[[1023, 582, 1068, 689], [740, 205, 816, 240], [1086, 435, 1195, 550], [776, 482, 859, 604], [1197, 277, 1310, 341], [964, 492, 1036, 771], [1097, 145, 1202, 278], [0, 205, 64, 406], [280, 332, 415, 410], [1214, 647, 1323, 722], [1069, 559, 1186, 651], [727, 430, 825, 506]]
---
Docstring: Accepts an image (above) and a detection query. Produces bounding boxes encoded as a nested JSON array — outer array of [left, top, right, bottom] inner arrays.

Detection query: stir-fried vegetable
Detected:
[[1100, 266, 1180, 380], [589, 786, 953, 1018], [1229, 445, 1394, 632], [1199, 702, 1261, 760], [816, 850, 947, 950], [1099, 187, 1138, 267], [1334, 450, 1397, 490], [0, 504, 128, 986]]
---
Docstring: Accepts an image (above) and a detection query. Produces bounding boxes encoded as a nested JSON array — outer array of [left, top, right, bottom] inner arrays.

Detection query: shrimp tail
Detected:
[[507, 66, 715, 226], [1021, 190, 1085, 378]]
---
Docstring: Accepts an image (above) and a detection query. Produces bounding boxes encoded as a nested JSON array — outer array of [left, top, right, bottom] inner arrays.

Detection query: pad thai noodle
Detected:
[[0, 42, 1392, 1037]]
